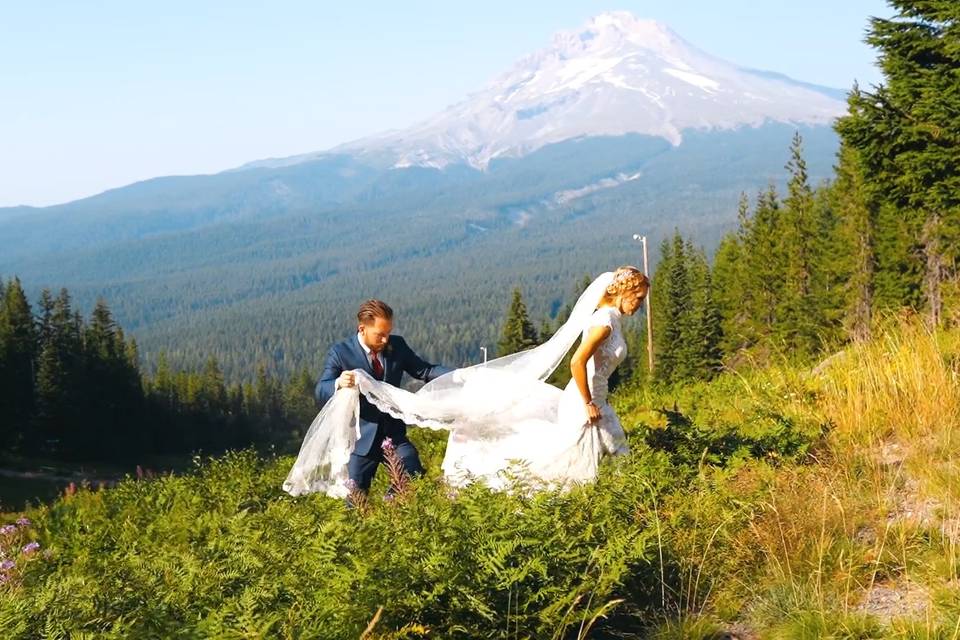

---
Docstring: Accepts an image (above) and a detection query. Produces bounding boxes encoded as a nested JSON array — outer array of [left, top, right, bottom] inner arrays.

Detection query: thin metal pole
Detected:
[[480, 346, 487, 364], [643, 236, 654, 375]]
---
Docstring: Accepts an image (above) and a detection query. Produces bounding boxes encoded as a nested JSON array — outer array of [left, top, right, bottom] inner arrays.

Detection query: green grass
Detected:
[[4, 322, 960, 638]]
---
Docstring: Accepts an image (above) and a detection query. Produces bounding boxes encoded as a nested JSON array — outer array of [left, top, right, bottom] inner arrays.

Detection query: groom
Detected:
[[315, 299, 452, 492]]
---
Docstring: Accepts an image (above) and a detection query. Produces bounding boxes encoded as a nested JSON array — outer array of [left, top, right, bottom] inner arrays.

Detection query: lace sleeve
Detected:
[[587, 307, 616, 331]]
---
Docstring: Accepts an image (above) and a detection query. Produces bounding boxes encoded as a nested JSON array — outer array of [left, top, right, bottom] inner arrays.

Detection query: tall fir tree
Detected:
[[776, 132, 821, 356], [743, 187, 785, 343], [836, 1, 960, 326], [652, 236, 676, 379], [711, 196, 750, 356], [653, 232, 698, 384], [198, 356, 227, 415], [0, 278, 38, 449], [254, 362, 284, 439], [712, 242, 743, 351], [151, 351, 176, 409], [694, 267, 724, 378], [78, 299, 145, 458], [497, 287, 538, 357], [829, 145, 877, 342], [283, 368, 318, 432], [34, 289, 82, 455]]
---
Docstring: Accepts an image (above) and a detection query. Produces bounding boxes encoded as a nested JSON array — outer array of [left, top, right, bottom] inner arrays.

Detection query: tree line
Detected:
[[0, 280, 318, 462]]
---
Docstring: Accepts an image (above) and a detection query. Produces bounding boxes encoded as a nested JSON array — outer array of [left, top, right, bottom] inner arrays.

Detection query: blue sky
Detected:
[[0, 0, 892, 207]]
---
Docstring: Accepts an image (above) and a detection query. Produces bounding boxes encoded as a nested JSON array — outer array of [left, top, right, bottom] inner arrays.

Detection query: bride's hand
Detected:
[[585, 401, 601, 424]]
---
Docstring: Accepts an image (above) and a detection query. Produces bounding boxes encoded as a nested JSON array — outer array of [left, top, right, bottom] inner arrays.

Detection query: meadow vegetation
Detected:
[[2, 319, 957, 638]]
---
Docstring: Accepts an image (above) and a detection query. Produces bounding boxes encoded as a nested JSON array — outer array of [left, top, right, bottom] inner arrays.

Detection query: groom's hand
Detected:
[[336, 371, 356, 389]]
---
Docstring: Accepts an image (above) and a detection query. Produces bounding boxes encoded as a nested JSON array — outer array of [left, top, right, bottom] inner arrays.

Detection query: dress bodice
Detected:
[[584, 306, 626, 402]]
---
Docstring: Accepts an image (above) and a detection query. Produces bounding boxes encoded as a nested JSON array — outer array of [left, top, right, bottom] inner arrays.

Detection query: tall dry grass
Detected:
[[818, 321, 959, 448], [733, 320, 960, 634]]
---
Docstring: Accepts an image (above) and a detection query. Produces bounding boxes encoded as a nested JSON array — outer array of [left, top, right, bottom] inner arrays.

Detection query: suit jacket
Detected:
[[315, 334, 452, 456]]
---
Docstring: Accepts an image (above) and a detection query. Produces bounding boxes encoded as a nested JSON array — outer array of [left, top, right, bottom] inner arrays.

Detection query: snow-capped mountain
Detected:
[[243, 11, 846, 172]]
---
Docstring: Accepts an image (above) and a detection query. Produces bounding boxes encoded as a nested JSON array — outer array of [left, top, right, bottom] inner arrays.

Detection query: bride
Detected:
[[283, 266, 650, 497]]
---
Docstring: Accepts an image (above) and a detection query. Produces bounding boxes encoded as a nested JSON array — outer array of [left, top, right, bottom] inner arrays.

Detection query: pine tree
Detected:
[[835, 2, 960, 326], [87, 298, 118, 360], [80, 299, 117, 457], [611, 322, 648, 388], [254, 362, 284, 439], [497, 288, 538, 357], [36, 289, 54, 345], [0, 278, 37, 449], [654, 232, 697, 384], [199, 356, 227, 414], [75, 300, 146, 459], [829, 145, 876, 342], [152, 351, 175, 408], [711, 230, 746, 356], [652, 237, 675, 380], [776, 133, 821, 356], [227, 383, 246, 422], [695, 268, 724, 378], [34, 289, 82, 455], [873, 201, 926, 313], [743, 187, 784, 342], [283, 368, 317, 433]]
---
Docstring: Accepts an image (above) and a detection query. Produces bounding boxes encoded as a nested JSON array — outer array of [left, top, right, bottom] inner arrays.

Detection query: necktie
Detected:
[[371, 351, 384, 380]]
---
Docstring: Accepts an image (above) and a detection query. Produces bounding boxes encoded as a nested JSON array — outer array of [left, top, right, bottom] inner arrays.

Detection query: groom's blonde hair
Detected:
[[357, 299, 393, 325]]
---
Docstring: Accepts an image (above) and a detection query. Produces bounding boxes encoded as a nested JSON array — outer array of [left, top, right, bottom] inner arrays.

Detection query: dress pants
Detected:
[[348, 439, 424, 492]]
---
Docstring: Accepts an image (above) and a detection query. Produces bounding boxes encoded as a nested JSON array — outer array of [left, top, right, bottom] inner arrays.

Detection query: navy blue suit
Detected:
[[315, 334, 451, 491]]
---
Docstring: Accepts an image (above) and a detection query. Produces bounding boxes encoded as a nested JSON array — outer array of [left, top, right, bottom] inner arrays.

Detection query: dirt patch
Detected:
[[855, 580, 931, 621]]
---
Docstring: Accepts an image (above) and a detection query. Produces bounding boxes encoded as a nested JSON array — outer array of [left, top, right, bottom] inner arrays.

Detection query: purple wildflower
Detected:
[[383, 493, 395, 502], [0, 525, 15, 536], [344, 478, 358, 492], [381, 437, 395, 452], [0, 560, 14, 571], [21, 542, 39, 555], [15, 517, 30, 528], [0, 573, 8, 584]]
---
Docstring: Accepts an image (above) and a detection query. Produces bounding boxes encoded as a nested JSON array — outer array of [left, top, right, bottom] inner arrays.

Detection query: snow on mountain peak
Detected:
[[247, 12, 847, 172], [564, 12, 682, 54]]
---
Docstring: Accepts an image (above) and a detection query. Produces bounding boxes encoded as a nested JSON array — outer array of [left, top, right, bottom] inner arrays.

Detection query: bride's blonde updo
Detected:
[[604, 266, 650, 299]]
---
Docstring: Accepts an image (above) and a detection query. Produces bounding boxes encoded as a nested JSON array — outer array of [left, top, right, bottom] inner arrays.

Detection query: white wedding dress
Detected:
[[441, 305, 629, 490], [283, 272, 631, 498]]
